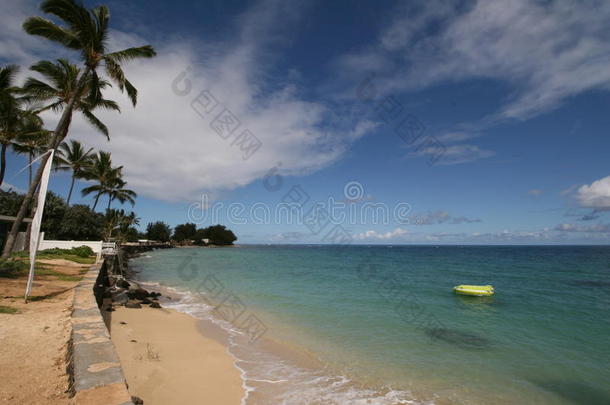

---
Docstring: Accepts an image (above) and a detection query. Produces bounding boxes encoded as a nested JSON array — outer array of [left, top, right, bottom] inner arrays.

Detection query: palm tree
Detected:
[[12, 127, 52, 187], [21, 59, 119, 138], [81, 151, 121, 210], [0, 65, 24, 187], [104, 209, 139, 242], [3, 0, 156, 258], [105, 177, 136, 210], [55, 139, 93, 204]]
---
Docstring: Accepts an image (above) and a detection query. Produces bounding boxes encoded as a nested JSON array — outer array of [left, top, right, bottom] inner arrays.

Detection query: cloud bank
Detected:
[[1, 0, 371, 202], [338, 0, 610, 164]]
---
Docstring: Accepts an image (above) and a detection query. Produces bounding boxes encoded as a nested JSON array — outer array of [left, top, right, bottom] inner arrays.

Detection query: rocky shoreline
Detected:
[[100, 247, 170, 313]]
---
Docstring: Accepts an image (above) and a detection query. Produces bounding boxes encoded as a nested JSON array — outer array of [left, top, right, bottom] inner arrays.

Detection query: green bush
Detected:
[[16, 246, 95, 258], [0, 259, 27, 278], [71, 245, 94, 257]]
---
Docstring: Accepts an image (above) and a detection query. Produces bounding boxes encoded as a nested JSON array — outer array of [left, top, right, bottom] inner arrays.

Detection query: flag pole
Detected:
[[24, 149, 55, 304]]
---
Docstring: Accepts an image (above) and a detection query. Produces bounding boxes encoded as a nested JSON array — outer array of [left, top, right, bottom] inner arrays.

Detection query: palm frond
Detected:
[[40, 0, 92, 42], [103, 57, 125, 90], [35, 100, 65, 114], [81, 109, 108, 139], [81, 184, 102, 196], [21, 77, 59, 101], [0, 65, 20, 91], [124, 79, 138, 106], [29, 60, 63, 88], [91, 6, 110, 52], [22, 17, 80, 49], [105, 46, 156, 64]]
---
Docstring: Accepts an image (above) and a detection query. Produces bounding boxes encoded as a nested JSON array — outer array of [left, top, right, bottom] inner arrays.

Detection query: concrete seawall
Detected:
[[70, 261, 133, 405]]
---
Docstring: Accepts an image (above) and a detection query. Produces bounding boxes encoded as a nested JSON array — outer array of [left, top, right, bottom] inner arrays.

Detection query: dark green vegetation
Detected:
[[172, 223, 237, 246], [0, 258, 27, 278], [0, 305, 18, 314], [146, 221, 172, 242]]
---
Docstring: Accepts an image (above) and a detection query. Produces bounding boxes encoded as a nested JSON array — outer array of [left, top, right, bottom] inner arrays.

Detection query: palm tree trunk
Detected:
[[107, 196, 112, 211], [0, 143, 7, 187], [92, 193, 100, 210], [1, 70, 84, 259], [23, 181, 40, 253], [66, 175, 76, 205], [28, 154, 33, 187]]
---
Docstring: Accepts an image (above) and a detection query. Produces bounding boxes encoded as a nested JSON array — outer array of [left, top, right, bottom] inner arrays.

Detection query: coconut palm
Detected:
[[0, 65, 24, 187], [12, 126, 52, 187], [21, 59, 120, 138], [3, 0, 156, 258], [55, 139, 93, 204], [80, 151, 121, 210], [103, 209, 138, 241], [105, 177, 136, 210]]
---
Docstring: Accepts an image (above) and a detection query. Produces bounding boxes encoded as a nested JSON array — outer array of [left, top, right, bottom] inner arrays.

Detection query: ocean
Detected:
[[131, 245, 610, 405]]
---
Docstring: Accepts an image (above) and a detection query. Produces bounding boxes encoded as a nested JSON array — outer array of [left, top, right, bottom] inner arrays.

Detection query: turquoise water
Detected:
[[133, 245, 610, 405]]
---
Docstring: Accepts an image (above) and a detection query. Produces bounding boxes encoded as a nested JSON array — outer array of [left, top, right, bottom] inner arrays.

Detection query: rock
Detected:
[[128, 288, 150, 300], [125, 301, 142, 309], [117, 279, 131, 289], [139, 298, 152, 305], [149, 292, 161, 298], [111, 291, 129, 305], [120, 321, 127, 325], [149, 302, 162, 308], [131, 396, 144, 405], [105, 306, 115, 312]]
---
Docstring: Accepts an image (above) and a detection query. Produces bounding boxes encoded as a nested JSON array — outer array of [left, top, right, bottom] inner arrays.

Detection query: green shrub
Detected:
[[0, 305, 18, 314], [71, 245, 94, 257], [0, 259, 27, 278], [40, 248, 67, 255]]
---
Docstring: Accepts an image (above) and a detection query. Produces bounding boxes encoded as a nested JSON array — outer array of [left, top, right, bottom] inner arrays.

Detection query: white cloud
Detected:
[[528, 189, 543, 196], [417, 144, 494, 166], [410, 210, 481, 225], [336, 0, 610, 164], [576, 176, 610, 212], [2, 0, 372, 202], [354, 227, 408, 240], [554, 223, 610, 233], [373, 0, 610, 120]]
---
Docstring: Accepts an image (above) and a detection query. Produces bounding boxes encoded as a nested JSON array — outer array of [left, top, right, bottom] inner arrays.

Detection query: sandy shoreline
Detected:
[[106, 304, 244, 405]]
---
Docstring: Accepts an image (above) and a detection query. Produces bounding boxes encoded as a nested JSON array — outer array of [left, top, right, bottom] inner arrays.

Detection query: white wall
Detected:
[[38, 239, 103, 253]]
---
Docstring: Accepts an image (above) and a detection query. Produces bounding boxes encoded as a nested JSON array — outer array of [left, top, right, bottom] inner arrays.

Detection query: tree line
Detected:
[[0, 190, 237, 247], [146, 222, 237, 246]]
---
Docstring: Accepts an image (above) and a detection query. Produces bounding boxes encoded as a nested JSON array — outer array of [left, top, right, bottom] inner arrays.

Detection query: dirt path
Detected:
[[0, 259, 91, 404]]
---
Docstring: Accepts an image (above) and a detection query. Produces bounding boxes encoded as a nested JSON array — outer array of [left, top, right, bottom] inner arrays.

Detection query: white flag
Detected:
[[25, 149, 55, 301]]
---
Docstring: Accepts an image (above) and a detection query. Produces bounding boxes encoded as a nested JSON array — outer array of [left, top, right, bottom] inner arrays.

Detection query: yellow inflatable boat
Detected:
[[453, 285, 494, 296]]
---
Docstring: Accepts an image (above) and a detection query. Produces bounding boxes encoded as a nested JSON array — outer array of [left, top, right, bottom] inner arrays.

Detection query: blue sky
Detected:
[[2, 0, 610, 244]]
